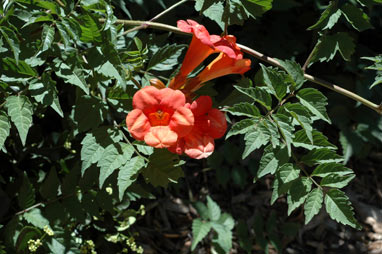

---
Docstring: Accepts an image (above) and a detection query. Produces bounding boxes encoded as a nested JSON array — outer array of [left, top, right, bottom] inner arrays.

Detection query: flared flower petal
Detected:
[[144, 126, 178, 148], [158, 88, 187, 113], [132, 86, 162, 113], [169, 107, 194, 137], [167, 138, 185, 155], [125, 109, 151, 140], [188, 96, 213, 117], [184, 132, 215, 159]]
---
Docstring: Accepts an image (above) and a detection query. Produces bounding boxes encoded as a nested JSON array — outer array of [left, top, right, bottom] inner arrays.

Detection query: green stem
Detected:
[[98, 19, 382, 115], [119, 127, 149, 162]]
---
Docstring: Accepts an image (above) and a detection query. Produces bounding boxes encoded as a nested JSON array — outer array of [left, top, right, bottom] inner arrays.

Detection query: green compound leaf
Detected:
[[293, 129, 337, 150], [207, 196, 221, 221], [118, 156, 146, 201], [304, 188, 323, 224], [279, 163, 300, 183], [56, 21, 71, 48], [211, 220, 233, 252], [78, 11, 102, 43], [270, 163, 300, 204], [39, 24, 55, 54], [191, 218, 212, 251], [195, 0, 225, 30], [301, 148, 343, 167], [325, 189, 361, 229], [340, 3, 373, 32], [312, 162, 354, 177], [97, 143, 134, 188], [23, 208, 49, 229], [320, 174, 355, 188], [6, 95, 33, 146], [0, 111, 10, 150], [242, 121, 270, 159], [272, 113, 295, 155], [147, 44, 185, 71], [0, 26, 21, 64], [276, 59, 305, 89], [308, 1, 341, 30], [142, 149, 184, 188], [260, 64, 288, 101], [225, 102, 260, 118], [234, 85, 272, 110], [29, 74, 63, 117], [309, 32, 355, 64], [241, 0, 273, 18], [296, 88, 331, 124], [54, 59, 89, 94], [287, 177, 312, 215], [258, 145, 289, 179], [226, 118, 257, 139]]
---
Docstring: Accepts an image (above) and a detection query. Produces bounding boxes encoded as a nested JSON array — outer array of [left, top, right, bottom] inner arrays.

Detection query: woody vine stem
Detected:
[[98, 19, 382, 115]]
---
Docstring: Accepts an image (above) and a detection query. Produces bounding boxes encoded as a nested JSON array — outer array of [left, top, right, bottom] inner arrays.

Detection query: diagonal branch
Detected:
[[103, 19, 382, 115]]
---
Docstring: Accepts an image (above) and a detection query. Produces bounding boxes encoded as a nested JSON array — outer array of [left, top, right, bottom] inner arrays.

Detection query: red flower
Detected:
[[126, 86, 194, 148], [168, 96, 227, 159], [169, 20, 251, 93]]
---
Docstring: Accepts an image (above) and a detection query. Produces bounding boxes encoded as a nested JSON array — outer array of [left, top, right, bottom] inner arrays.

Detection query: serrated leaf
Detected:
[[211, 221, 233, 252], [18, 173, 35, 209], [293, 129, 336, 150], [226, 102, 260, 117], [0, 111, 10, 150], [304, 188, 323, 224], [207, 196, 221, 221], [310, 32, 355, 64], [258, 145, 289, 178], [276, 59, 305, 89], [193, 201, 210, 220], [23, 209, 49, 229], [282, 103, 313, 142], [147, 44, 185, 71], [142, 149, 184, 188], [272, 113, 294, 155], [226, 118, 257, 139], [223, 0, 248, 27], [287, 177, 312, 215], [118, 156, 145, 200], [29, 74, 63, 117], [234, 85, 272, 110], [39, 24, 55, 54], [325, 189, 361, 229], [78, 12, 102, 43], [320, 174, 355, 188], [0, 27, 20, 64], [341, 3, 373, 32], [242, 122, 270, 159], [296, 88, 330, 123], [312, 163, 353, 177], [54, 59, 89, 94], [97, 143, 134, 188], [1, 57, 37, 77], [16, 226, 41, 252], [74, 95, 105, 132], [308, 1, 341, 30], [241, 0, 273, 18], [260, 64, 287, 101], [56, 21, 71, 48], [301, 148, 343, 167], [279, 163, 300, 183], [195, 0, 225, 30], [96, 61, 126, 88], [6, 95, 33, 146], [191, 218, 212, 251]]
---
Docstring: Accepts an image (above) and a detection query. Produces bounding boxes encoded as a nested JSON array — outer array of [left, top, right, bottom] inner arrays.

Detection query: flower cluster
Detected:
[[126, 19, 250, 159]]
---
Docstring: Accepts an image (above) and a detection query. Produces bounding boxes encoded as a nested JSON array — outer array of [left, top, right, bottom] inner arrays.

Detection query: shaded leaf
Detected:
[[320, 174, 355, 188], [293, 129, 336, 150], [226, 118, 257, 139], [341, 3, 373, 31], [226, 102, 260, 117], [287, 177, 312, 215], [147, 44, 185, 71], [0, 111, 10, 150], [276, 59, 305, 89], [301, 148, 343, 166], [308, 1, 341, 30], [260, 64, 287, 101], [118, 157, 145, 200], [234, 85, 272, 110], [191, 218, 211, 251], [312, 162, 353, 177], [0, 27, 20, 64], [207, 196, 221, 221], [296, 88, 330, 123]]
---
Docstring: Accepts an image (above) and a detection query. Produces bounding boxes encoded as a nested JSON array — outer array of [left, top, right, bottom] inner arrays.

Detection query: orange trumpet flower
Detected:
[[126, 86, 194, 148]]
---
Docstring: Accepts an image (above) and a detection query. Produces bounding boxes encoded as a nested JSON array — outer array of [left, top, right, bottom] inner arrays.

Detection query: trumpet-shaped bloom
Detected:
[[168, 96, 227, 159], [126, 86, 194, 148], [169, 20, 251, 92]]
